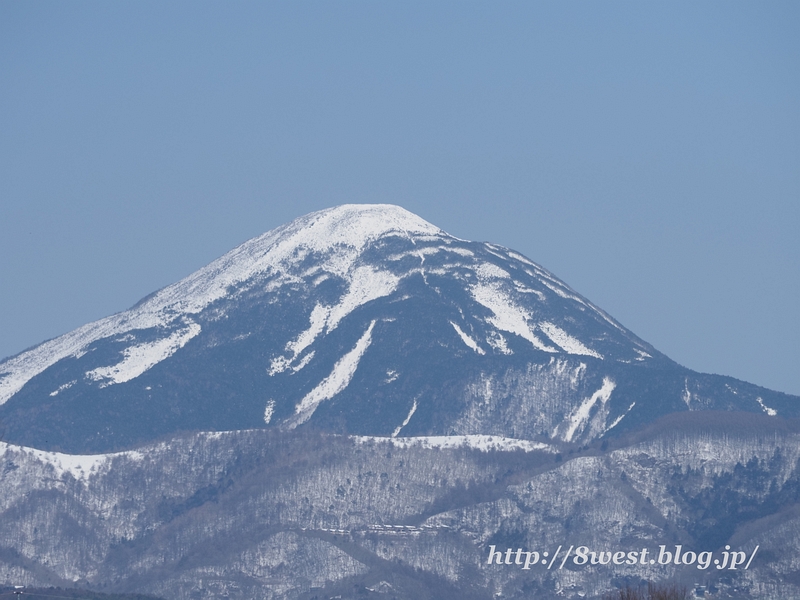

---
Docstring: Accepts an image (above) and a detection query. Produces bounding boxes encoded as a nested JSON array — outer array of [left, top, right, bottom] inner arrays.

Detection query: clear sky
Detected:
[[1, 2, 798, 395]]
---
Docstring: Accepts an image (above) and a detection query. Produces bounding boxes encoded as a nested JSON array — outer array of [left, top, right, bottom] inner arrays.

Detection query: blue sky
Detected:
[[1, 1, 798, 395]]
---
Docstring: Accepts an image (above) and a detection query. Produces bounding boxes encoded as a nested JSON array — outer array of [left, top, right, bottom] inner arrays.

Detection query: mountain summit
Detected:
[[0, 204, 793, 452]]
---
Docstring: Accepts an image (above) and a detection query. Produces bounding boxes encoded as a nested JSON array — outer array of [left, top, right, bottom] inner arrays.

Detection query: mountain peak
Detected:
[[0, 205, 447, 407], [142, 204, 447, 314], [275, 204, 447, 252]]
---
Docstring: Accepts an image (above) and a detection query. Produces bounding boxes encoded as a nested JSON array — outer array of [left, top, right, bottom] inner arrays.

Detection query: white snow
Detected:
[[269, 266, 398, 375], [326, 266, 399, 332], [605, 402, 636, 433], [387, 246, 443, 263], [475, 263, 510, 279], [445, 247, 474, 257], [514, 284, 547, 301], [85, 321, 201, 387], [49, 380, 76, 397], [288, 320, 376, 428], [354, 434, 553, 453], [538, 277, 578, 301], [263, 399, 276, 424], [486, 331, 513, 355], [392, 398, 418, 437], [756, 396, 777, 416], [559, 377, 616, 442], [570, 361, 588, 387], [292, 352, 315, 372], [470, 282, 557, 352], [269, 303, 330, 375], [449, 321, 485, 355], [0, 441, 142, 482], [505, 251, 537, 266], [288, 303, 328, 356], [538, 321, 602, 359]]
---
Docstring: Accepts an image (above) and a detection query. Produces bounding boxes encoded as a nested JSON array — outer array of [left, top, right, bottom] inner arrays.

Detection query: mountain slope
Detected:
[[0, 205, 795, 453]]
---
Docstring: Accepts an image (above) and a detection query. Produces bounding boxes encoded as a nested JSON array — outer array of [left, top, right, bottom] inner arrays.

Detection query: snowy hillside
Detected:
[[2, 417, 799, 599]]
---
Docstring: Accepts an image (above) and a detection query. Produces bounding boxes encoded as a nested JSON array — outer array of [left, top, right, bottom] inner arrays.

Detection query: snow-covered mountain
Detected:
[[0, 204, 794, 453], [2, 204, 800, 599]]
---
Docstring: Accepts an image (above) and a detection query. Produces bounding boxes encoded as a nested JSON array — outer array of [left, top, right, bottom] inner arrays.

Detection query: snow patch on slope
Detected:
[[263, 399, 276, 424], [0, 441, 142, 482], [387, 246, 443, 263], [486, 331, 513, 355], [392, 399, 418, 437], [449, 322, 485, 355], [466, 258, 613, 356], [756, 397, 777, 417], [287, 320, 376, 428], [605, 402, 636, 433], [557, 377, 616, 442], [326, 267, 399, 331], [86, 321, 201, 387], [476, 263, 510, 279], [538, 321, 602, 359], [269, 304, 330, 375], [50, 380, 77, 397], [269, 266, 399, 375], [470, 282, 557, 352], [354, 435, 553, 453]]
